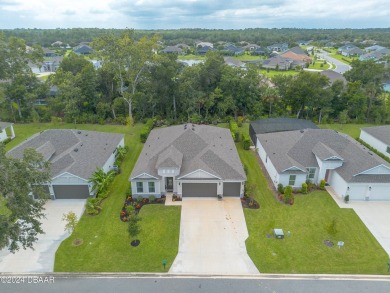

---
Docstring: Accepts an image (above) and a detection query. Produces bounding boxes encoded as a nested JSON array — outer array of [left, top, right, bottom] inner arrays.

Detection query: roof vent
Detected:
[[184, 124, 187, 130], [80, 144, 83, 147], [85, 134, 88, 136], [368, 152, 373, 156], [74, 148, 78, 152], [77, 131, 81, 134], [300, 130, 304, 133]]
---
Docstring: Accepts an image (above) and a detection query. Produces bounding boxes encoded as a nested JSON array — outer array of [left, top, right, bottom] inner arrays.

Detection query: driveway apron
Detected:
[[169, 198, 259, 275], [0, 199, 85, 272]]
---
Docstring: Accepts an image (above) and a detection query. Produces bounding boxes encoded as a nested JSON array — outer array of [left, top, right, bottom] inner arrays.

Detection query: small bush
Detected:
[[344, 194, 350, 203], [319, 179, 326, 190], [283, 186, 293, 204], [277, 183, 284, 194], [149, 195, 156, 202], [137, 195, 143, 203], [301, 183, 308, 194], [140, 118, 155, 143], [237, 116, 244, 127], [126, 205, 135, 215], [229, 120, 240, 142], [241, 133, 251, 150], [85, 198, 102, 215]]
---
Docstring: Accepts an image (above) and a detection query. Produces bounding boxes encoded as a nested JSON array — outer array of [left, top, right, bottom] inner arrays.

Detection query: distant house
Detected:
[[51, 41, 63, 47], [0, 122, 15, 142], [224, 57, 245, 68], [254, 123, 390, 201], [319, 70, 347, 85], [42, 56, 63, 72], [8, 129, 124, 199], [175, 43, 190, 50], [222, 44, 244, 56], [196, 42, 213, 48], [364, 45, 386, 52], [359, 48, 390, 61], [261, 55, 305, 70], [162, 46, 184, 54], [266, 43, 289, 53], [251, 47, 266, 56], [74, 44, 94, 55], [197, 45, 213, 55], [244, 44, 261, 52], [280, 47, 312, 63], [297, 40, 312, 46], [360, 126, 390, 157], [130, 124, 246, 198], [337, 44, 364, 57], [43, 48, 56, 57]]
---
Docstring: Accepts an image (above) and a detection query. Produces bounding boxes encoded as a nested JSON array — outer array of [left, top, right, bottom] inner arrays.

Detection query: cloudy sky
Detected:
[[0, 0, 389, 29]]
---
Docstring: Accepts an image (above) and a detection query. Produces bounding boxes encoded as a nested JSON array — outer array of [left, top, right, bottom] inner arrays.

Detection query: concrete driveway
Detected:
[[169, 198, 259, 275], [326, 187, 390, 257], [0, 199, 85, 273]]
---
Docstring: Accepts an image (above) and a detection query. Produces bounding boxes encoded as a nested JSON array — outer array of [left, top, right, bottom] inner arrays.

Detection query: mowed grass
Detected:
[[319, 123, 376, 139], [236, 126, 389, 274], [6, 123, 181, 272]]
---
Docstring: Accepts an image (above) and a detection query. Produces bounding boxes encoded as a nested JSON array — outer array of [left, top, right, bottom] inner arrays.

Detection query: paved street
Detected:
[[1, 274, 389, 293], [318, 50, 352, 74], [0, 200, 86, 273]]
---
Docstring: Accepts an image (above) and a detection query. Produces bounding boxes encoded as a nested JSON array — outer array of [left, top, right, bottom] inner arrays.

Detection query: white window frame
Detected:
[[289, 175, 296, 186], [306, 168, 316, 180], [136, 182, 143, 193], [148, 182, 155, 193]]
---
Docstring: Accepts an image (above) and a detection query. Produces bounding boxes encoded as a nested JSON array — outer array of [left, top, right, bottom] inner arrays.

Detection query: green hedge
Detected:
[[241, 133, 251, 150], [229, 120, 240, 142], [140, 118, 154, 143]]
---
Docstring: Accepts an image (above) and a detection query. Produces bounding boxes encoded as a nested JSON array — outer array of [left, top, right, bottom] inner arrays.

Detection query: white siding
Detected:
[[360, 130, 389, 156], [102, 137, 125, 173], [0, 129, 7, 142], [328, 170, 349, 200], [279, 173, 307, 189], [256, 138, 279, 188], [158, 167, 180, 177], [179, 169, 219, 179], [315, 156, 343, 184], [359, 165, 390, 175], [52, 172, 88, 185]]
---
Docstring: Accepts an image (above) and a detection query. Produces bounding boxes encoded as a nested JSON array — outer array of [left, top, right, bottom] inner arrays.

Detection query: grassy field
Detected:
[[328, 53, 355, 64], [319, 123, 375, 139], [5, 123, 181, 272], [236, 137, 389, 274]]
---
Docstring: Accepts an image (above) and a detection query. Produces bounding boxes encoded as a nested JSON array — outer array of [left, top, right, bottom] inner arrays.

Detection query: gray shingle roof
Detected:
[[131, 125, 246, 181], [156, 145, 183, 169], [8, 129, 124, 180], [0, 122, 13, 130], [319, 70, 347, 85], [312, 142, 343, 161], [361, 125, 390, 145], [257, 129, 390, 183], [251, 118, 318, 135]]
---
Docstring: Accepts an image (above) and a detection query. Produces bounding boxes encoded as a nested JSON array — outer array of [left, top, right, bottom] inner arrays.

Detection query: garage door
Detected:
[[53, 185, 90, 199], [369, 185, 390, 201], [182, 183, 217, 197], [223, 182, 241, 197]]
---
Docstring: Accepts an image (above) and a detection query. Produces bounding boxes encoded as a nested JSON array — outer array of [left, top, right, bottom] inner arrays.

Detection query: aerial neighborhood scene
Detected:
[[1, 0, 390, 292]]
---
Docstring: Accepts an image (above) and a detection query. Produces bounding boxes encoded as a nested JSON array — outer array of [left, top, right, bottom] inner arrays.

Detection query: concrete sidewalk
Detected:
[[169, 198, 259, 275], [0, 199, 85, 272]]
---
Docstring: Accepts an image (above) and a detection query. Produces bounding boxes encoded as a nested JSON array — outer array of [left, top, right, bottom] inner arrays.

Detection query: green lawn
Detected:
[[308, 62, 330, 70], [259, 69, 300, 78], [328, 53, 355, 64], [233, 54, 263, 62], [237, 142, 389, 274], [5, 123, 181, 272], [177, 54, 205, 60], [319, 123, 375, 139]]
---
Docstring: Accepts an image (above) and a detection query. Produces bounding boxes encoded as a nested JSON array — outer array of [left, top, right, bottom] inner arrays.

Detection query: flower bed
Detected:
[[120, 195, 165, 222]]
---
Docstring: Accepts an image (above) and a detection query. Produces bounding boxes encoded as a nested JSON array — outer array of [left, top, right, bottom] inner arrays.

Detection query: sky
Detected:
[[0, 0, 389, 29]]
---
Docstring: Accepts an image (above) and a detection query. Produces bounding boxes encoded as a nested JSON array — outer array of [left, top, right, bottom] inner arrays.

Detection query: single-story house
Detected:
[[249, 118, 318, 146], [161, 46, 184, 54], [224, 57, 245, 68], [0, 122, 15, 142], [130, 124, 246, 198], [319, 70, 347, 85], [256, 128, 390, 201], [74, 44, 94, 55], [8, 129, 124, 199], [267, 43, 289, 53], [360, 126, 390, 157], [280, 47, 312, 63]]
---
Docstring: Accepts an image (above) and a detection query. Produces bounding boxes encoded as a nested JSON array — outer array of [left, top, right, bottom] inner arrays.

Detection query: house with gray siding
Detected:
[[256, 128, 390, 201], [8, 129, 124, 199], [130, 124, 246, 198]]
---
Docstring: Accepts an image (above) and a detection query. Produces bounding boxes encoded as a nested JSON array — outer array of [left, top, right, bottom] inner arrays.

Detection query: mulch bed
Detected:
[[323, 239, 334, 247], [241, 197, 260, 209], [120, 195, 165, 222]]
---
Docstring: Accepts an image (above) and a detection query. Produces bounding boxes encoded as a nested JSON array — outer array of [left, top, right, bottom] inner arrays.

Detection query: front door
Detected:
[[166, 177, 173, 192]]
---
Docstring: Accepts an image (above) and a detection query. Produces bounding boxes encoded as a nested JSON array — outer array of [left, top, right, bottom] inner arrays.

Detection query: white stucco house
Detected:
[[360, 126, 390, 157], [130, 124, 246, 198], [255, 128, 390, 201], [0, 122, 15, 142], [8, 129, 124, 199]]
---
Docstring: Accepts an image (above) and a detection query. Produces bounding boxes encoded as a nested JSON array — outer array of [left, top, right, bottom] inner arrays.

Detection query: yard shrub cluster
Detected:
[[241, 133, 251, 150], [85, 198, 102, 215], [283, 185, 294, 204], [301, 182, 308, 194], [319, 179, 326, 190], [140, 118, 154, 143], [229, 120, 240, 142]]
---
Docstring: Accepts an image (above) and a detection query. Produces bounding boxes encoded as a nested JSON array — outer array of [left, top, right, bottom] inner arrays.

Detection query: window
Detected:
[[387, 146, 390, 154], [306, 168, 316, 180], [289, 175, 296, 186], [136, 182, 143, 193], [148, 182, 155, 193]]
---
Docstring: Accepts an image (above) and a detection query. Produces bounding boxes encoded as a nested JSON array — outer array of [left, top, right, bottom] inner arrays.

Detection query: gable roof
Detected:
[[130, 125, 246, 181], [361, 125, 390, 145], [250, 118, 318, 135], [162, 46, 183, 54], [0, 122, 13, 130], [8, 129, 124, 180], [257, 129, 390, 183], [281, 50, 311, 62], [319, 70, 347, 85]]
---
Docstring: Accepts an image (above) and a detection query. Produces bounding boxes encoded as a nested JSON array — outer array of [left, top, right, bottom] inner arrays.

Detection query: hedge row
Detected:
[[229, 120, 240, 142], [140, 118, 154, 143], [241, 133, 251, 150]]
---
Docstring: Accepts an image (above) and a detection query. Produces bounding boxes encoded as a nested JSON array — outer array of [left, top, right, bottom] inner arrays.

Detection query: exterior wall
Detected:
[[102, 137, 125, 173], [315, 156, 343, 184], [131, 179, 161, 198], [328, 170, 349, 200], [256, 138, 279, 188], [279, 173, 307, 189], [50, 172, 93, 199], [0, 129, 7, 142], [360, 130, 389, 156]]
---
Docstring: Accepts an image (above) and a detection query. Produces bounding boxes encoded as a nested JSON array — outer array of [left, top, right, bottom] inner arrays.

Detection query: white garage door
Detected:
[[369, 185, 390, 201]]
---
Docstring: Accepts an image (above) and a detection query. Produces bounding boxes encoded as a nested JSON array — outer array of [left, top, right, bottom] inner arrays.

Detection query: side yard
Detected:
[[6, 123, 181, 272], [236, 125, 389, 274]]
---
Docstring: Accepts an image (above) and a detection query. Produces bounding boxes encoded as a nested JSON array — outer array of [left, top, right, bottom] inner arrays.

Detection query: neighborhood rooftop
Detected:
[[8, 129, 124, 179], [0, 122, 13, 130], [257, 128, 390, 183], [131, 124, 246, 181], [361, 125, 390, 146]]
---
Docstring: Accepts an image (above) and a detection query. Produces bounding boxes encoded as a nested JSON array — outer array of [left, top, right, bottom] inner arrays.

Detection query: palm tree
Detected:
[[115, 145, 127, 162], [262, 87, 280, 117], [89, 168, 115, 195]]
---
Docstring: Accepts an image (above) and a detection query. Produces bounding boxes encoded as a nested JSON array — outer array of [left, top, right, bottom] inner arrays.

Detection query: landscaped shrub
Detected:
[[283, 186, 293, 204], [140, 118, 154, 143], [319, 179, 326, 190], [229, 120, 240, 142], [126, 205, 135, 215], [344, 194, 350, 203], [149, 195, 156, 203], [237, 116, 244, 127], [277, 183, 284, 194], [301, 183, 308, 194], [137, 195, 143, 203], [241, 133, 251, 150], [85, 198, 102, 215]]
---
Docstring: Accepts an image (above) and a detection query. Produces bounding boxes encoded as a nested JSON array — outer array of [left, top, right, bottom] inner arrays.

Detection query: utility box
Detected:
[[274, 228, 284, 239]]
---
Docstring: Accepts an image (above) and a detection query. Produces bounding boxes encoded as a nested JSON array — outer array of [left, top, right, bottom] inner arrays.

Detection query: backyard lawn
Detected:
[[236, 127, 389, 274], [6, 123, 181, 272], [319, 123, 375, 139]]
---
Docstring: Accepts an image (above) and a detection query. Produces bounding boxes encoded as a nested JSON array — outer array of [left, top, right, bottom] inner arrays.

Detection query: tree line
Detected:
[[1, 30, 390, 126]]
